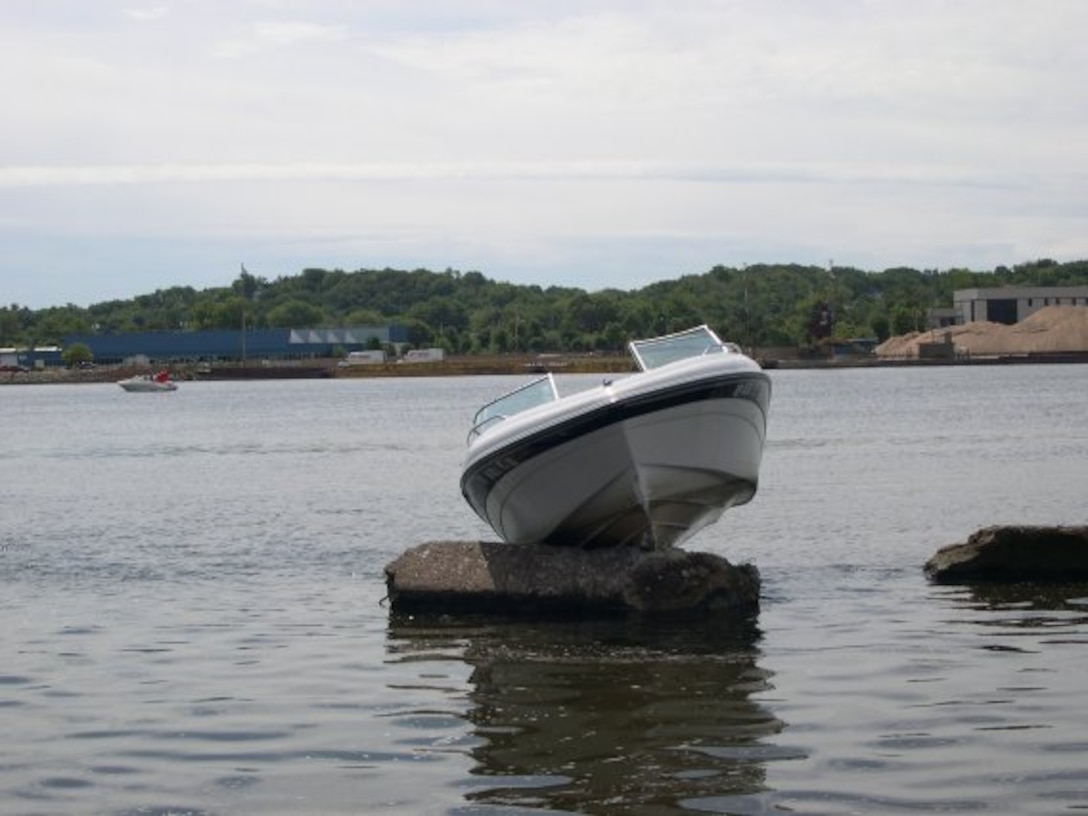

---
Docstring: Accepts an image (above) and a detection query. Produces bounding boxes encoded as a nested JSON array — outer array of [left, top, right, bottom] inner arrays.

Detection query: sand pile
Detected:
[[876, 306, 1088, 358]]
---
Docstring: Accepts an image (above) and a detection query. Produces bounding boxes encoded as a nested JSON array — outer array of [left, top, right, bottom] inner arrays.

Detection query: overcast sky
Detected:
[[3, 1, 1087, 308]]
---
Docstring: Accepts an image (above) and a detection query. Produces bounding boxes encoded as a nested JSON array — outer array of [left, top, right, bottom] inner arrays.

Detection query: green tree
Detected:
[[16, 256, 1088, 357], [890, 303, 922, 335], [32, 305, 91, 345], [345, 308, 385, 326], [61, 342, 93, 368], [266, 299, 326, 328], [0, 305, 28, 346], [870, 313, 891, 342]]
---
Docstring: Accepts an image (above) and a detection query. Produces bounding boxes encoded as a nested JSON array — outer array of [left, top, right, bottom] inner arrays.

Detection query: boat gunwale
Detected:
[[463, 349, 766, 464], [460, 365, 771, 525]]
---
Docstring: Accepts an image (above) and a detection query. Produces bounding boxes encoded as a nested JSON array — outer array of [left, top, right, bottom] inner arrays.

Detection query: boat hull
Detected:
[[461, 364, 770, 549], [117, 378, 177, 392]]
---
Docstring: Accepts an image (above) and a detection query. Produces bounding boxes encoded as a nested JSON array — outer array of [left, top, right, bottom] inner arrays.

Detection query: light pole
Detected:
[[240, 263, 250, 364]]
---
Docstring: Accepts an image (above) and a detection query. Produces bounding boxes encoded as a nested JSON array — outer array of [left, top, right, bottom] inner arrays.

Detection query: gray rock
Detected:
[[925, 525, 1088, 583], [384, 540, 760, 617]]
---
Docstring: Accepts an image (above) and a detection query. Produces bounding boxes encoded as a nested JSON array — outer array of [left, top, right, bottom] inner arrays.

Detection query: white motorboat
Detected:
[[461, 325, 771, 550], [117, 370, 178, 392]]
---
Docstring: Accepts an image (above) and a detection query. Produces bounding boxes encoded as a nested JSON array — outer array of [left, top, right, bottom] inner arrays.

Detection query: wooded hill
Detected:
[[4, 259, 1088, 354]]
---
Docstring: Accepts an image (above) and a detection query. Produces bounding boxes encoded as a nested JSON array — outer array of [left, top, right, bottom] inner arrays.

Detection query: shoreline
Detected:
[[4, 349, 1088, 385]]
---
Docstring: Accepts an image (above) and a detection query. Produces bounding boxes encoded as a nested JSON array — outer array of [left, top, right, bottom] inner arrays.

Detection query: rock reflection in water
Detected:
[[962, 581, 1088, 614], [955, 581, 1088, 640], [388, 614, 784, 814]]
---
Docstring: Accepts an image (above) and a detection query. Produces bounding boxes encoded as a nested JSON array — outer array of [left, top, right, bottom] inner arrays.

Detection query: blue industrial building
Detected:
[[62, 325, 409, 365]]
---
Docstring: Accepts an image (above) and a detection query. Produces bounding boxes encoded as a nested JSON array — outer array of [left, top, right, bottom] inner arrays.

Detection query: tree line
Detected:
[[3, 259, 1088, 355]]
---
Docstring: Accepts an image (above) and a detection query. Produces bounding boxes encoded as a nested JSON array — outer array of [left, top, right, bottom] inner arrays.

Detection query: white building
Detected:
[[953, 286, 1088, 325]]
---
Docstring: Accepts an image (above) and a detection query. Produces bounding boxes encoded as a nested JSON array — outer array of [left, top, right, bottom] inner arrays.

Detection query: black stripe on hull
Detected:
[[460, 370, 771, 532]]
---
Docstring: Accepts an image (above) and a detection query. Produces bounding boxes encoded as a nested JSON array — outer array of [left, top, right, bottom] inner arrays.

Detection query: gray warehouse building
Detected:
[[953, 286, 1088, 325]]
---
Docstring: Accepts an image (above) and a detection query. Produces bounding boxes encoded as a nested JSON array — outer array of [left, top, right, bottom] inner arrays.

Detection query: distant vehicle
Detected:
[[338, 350, 386, 367], [399, 348, 445, 363], [0, 350, 26, 373]]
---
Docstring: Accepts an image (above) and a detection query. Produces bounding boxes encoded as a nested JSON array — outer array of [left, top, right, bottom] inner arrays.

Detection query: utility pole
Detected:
[[240, 263, 247, 364], [742, 262, 750, 351]]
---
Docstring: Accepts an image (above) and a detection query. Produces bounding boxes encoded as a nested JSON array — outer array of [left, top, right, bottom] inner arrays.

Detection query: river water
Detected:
[[1, 365, 1086, 815]]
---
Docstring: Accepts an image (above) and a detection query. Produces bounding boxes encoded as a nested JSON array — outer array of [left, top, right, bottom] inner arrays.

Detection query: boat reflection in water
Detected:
[[386, 615, 790, 814]]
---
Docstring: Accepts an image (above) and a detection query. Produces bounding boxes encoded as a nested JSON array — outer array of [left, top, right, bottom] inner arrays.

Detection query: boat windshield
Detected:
[[629, 325, 727, 371], [469, 374, 559, 441]]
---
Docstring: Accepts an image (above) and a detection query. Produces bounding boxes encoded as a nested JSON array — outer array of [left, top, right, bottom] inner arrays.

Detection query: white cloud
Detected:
[[2, 0, 1088, 307], [124, 5, 169, 22], [213, 20, 348, 58]]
